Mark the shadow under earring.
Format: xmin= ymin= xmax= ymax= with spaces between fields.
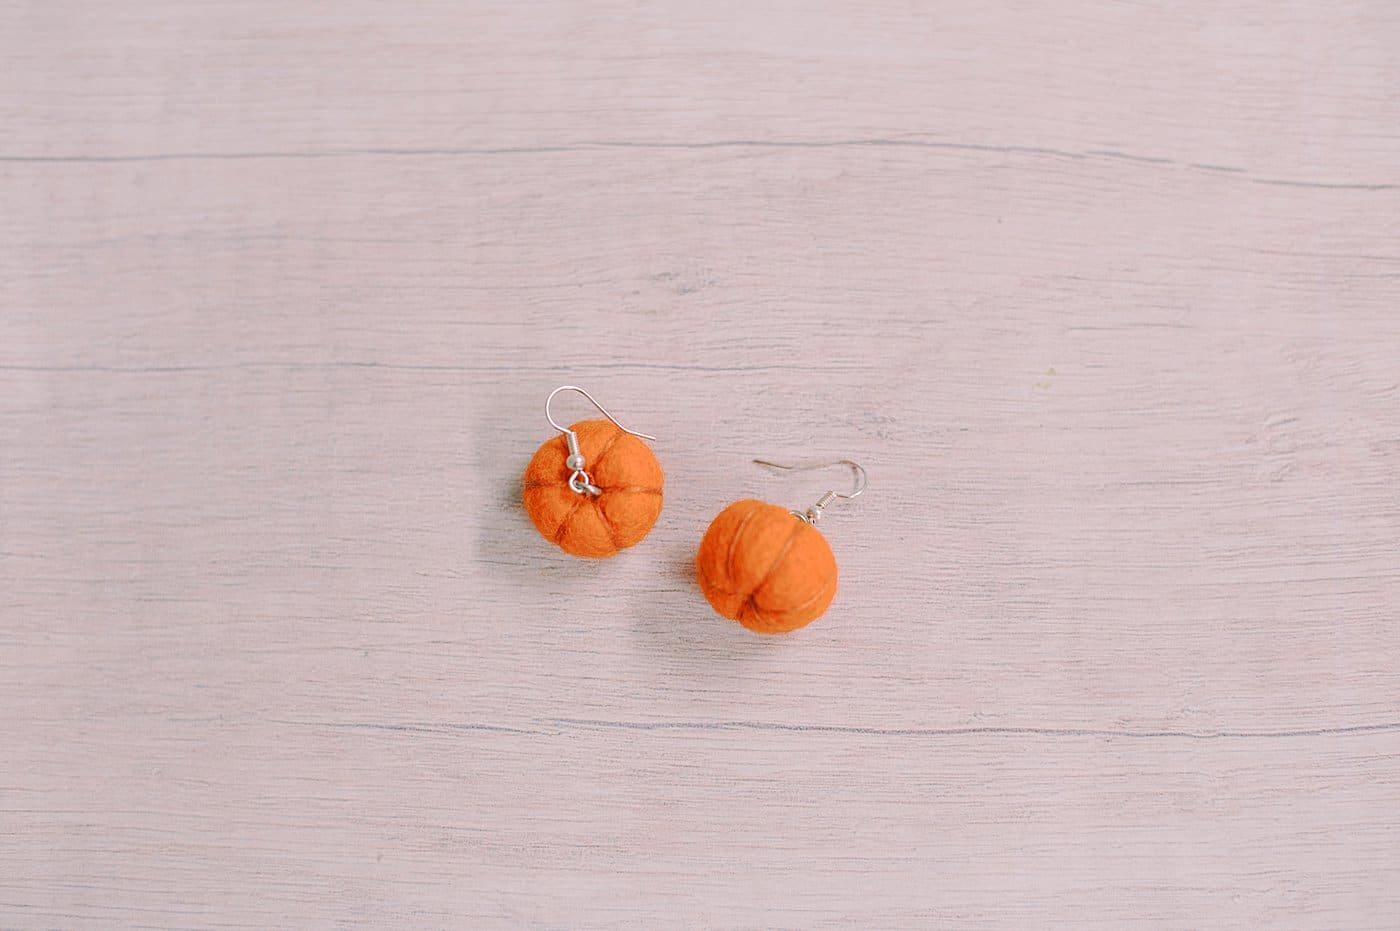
xmin=522 ymin=385 xmax=663 ymax=558
xmin=696 ymin=459 xmax=866 ymax=634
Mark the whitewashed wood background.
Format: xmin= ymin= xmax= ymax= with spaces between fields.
xmin=3 ymin=2 xmax=1399 ymax=927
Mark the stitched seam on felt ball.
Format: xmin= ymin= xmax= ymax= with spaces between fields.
xmin=695 ymin=559 xmax=715 ymax=597
xmin=723 ymin=501 xmax=766 ymax=590
xmin=584 ymin=423 xmax=628 ymax=476
xmin=756 ymin=565 xmax=836 ymax=622
xmin=696 ymin=559 xmax=717 ymax=595
xmin=553 ymin=494 xmax=591 ymax=546
xmin=739 ymin=515 xmax=806 ymax=616
xmin=739 ymin=597 xmax=770 ymax=629
xmin=595 ymin=485 xmax=661 ymax=549
xmin=747 ymin=517 xmax=805 ymax=603
xmin=696 ymin=559 xmax=738 ymax=606
xmin=602 ymin=500 xmax=623 ymax=552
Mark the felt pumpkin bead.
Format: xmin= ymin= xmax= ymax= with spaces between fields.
xmin=522 ymin=418 xmax=663 ymax=558
xmin=696 ymin=499 xmax=839 ymax=633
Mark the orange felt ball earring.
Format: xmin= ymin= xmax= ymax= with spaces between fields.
xmin=522 ymin=385 xmax=663 ymax=558
xmin=696 ymin=459 xmax=866 ymax=634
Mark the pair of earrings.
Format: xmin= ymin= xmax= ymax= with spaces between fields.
xmin=521 ymin=386 xmax=866 ymax=634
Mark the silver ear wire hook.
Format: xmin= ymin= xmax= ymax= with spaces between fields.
xmin=546 ymin=385 xmax=657 ymax=497
xmin=752 ymin=458 xmax=867 ymax=525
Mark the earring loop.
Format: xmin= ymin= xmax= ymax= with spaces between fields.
xmin=752 ymin=458 xmax=867 ymax=524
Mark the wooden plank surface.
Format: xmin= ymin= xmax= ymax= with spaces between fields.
xmin=3 ymin=1 xmax=1399 ymax=927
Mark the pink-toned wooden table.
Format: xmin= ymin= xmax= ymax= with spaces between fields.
xmin=3 ymin=2 xmax=1399 ymax=927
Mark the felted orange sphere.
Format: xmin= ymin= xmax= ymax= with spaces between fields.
xmin=695 ymin=499 xmax=838 ymax=634
xmin=522 ymin=419 xmax=663 ymax=558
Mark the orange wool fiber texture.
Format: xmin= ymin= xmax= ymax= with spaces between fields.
xmin=522 ymin=419 xmax=664 ymax=558
xmin=696 ymin=499 xmax=839 ymax=634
